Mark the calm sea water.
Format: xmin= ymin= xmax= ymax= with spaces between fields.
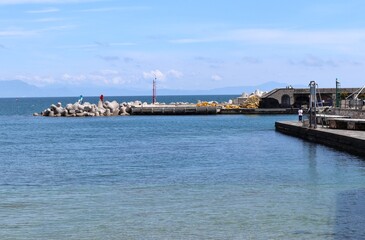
xmin=0 ymin=96 xmax=364 ymax=239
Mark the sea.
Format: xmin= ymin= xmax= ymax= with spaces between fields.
xmin=0 ymin=95 xmax=364 ymax=240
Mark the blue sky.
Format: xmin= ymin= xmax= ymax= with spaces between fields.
xmin=0 ymin=0 xmax=364 ymax=93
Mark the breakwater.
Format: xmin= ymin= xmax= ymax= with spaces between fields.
xmin=275 ymin=121 xmax=365 ymax=157
xmin=36 ymin=100 xmax=131 ymax=117
xmin=36 ymin=100 xmax=297 ymax=117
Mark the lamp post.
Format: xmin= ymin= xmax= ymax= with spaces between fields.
xmin=335 ymin=78 xmax=340 ymax=108
xmin=309 ymin=81 xmax=317 ymax=128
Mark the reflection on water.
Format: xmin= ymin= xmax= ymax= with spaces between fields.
xmin=306 ymin=142 xmax=318 ymax=184
xmin=335 ymin=189 xmax=365 ymax=239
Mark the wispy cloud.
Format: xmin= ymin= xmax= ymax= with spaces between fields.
xmin=143 ymin=69 xmax=165 ymax=81
xmin=171 ymin=28 xmax=365 ymax=47
xmin=97 ymin=55 xmax=120 ymax=62
xmin=0 ymin=25 xmax=75 ymax=37
xmin=143 ymin=69 xmax=183 ymax=81
xmin=194 ymin=56 xmax=224 ymax=64
xmin=167 ymin=69 xmax=183 ymax=79
xmin=289 ymin=55 xmax=337 ymax=68
xmin=94 ymin=41 xmax=136 ymax=48
xmin=94 ymin=41 xmax=110 ymax=47
xmin=15 ymin=74 xmax=55 ymax=87
xmin=0 ymin=0 xmax=96 ymax=4
xmin=33 ymin=17 xmax=64 ymax=23
xmin=27 ymin=7 xmax=59 ymax=14
xmin=62 ymin=70 xmax=128 ymax=86
xmin=211 ymin=74 xmax=222 ymax=81
xmin=123 ymin=57 xmax=133 ymax=63
xmin=289 ymin=55 xmax=362 ymax=68
xmin=242 ymin=56 xmax=262 ymax=64
xmin=58 ymin=42 xmax=135 ymax=50
xmin=78 ymin=6 xmax=149 ymax=13
xmin=0 ymin=30 xmax=36 ymax=37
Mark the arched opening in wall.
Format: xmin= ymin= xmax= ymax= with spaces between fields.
xmin=294 ymin=95 xmax=309 ymax=108
xmin=259 ymin=98 xmax=280 ymax=108
xmin=281 ymin=94 xmax=291 ymax=107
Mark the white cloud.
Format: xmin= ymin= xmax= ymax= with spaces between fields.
xmin=15 ymin=74 xmax=55 ymax=86
xmin=143 ymin=69 xmax=183 ymax=81
xmin=143 ymin=69 xmax=165 ymax=81
xmin=62 ymin=71 xmax=127 ymax=86
xmin=211 ymin=74 xmax=222 ymax=81
xmin=27 ymin=7 xmax=59 ymax=13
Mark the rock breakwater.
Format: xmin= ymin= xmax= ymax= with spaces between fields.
xmin=37 ymin=100 xmax=134 ymax=117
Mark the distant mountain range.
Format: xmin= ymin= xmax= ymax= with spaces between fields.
xmin=0 ymin=80 xmax=302 ymax=98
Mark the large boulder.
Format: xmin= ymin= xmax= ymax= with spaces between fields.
xmin=68 ymin=109 xmax=76 ymax=114
xmin=42 ymin=108 xmax=51 ymax=116
xmin=119 ymin=104 xmax=130 ymax=115
xmin=66 ymin=104 xmax=74 ymax=111
xmin=104 ymin=101 xmax=119 ymax=111
xmin=104 ymin=109 xmax=111 ymax=116
xmin=84 ymin=105 xmax=92 ymax=112
xmin=112 ymin=109 xmax=120 ymax=116
xmin=76 ymin=112 xmax=86 ymax=117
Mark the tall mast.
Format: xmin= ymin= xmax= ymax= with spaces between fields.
xmin=152 ymin=75 xmax=157 ymax=104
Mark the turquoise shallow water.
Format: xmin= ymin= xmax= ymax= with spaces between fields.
xmin=0 ymin=97 xmax=364 ymax=239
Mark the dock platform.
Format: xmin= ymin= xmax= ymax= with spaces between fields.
xmin=130 ymin=105 xmax=218 ymax=115
xmin=275 ymin=121 xmax=365 ymax=157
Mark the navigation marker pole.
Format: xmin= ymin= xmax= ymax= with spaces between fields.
xmin=152 ymin=75 xmax=157 ymax=104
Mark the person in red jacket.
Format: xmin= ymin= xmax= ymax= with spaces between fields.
xmin=100 ymin=94 xmax=104 ymax=102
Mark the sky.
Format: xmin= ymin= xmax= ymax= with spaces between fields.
xmin=0 ymin=0 xmax=364 ymax=94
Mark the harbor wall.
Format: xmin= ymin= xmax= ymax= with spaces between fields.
xmin=333 ymin=108 xmax=365 ymax=119
xmin=275 ymin=121 xmax=365 ymax=158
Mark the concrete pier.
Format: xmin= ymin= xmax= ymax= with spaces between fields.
xmin=130 ymin=105 xmax=218 ymax=115
xmin=220 ymin=108 xmax=296 ymax=114
xmin=275 ymin=121 xmax=365 ymax=157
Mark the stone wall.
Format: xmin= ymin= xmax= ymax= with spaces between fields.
xmin=333 ymin=108 xmax=365 ymax=119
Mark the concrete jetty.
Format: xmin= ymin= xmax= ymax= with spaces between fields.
xmin=36 ymin=99 xmax=299 ymax=117
xmin=275 ymin=121 xmax=365 ymax=157
xmin=130 ymin=105 xmax=218 ymax=115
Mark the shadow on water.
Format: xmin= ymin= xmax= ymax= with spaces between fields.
xmin=335 ymin=189 xmax=365 ymax=239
